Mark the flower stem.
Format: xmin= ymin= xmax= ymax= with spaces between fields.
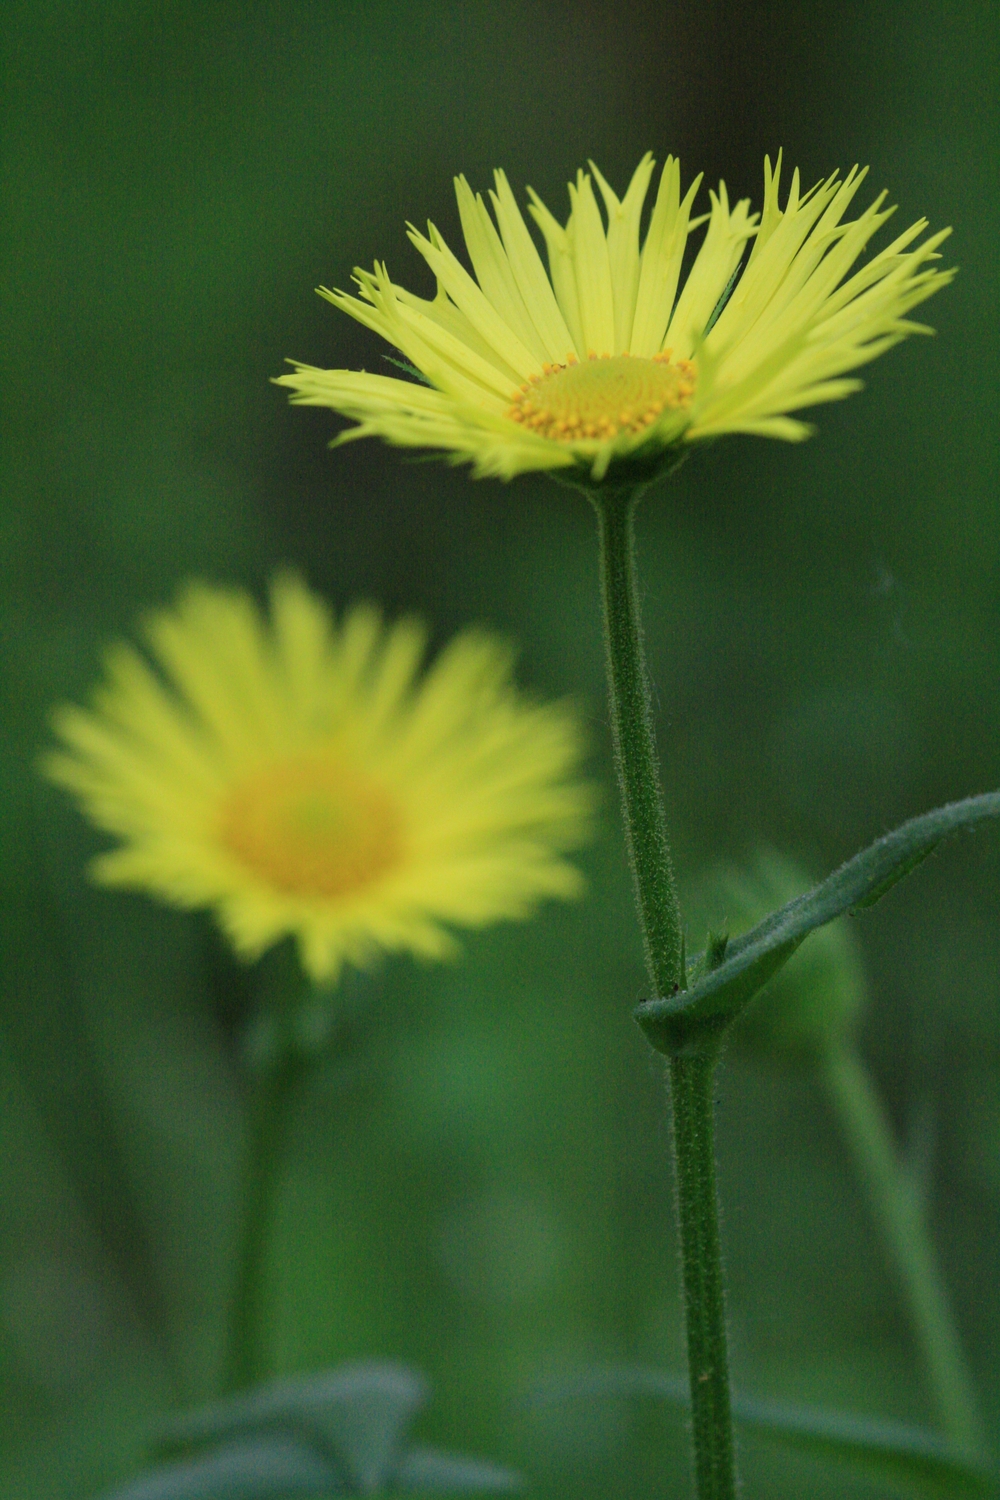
xmin=823 ymin=1042 xmax=986 ymax=1460
xmin=592 ymin=486 xmax=737 ymax=1499
xmin=224 ymin=1053 xmax=302 ymax=1393
xmin=592 ymin=488 xmax=683 ymax=998
xmin=669 ymin=1050 xmax=738 ymax=1498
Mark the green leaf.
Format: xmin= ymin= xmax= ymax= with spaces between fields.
xmin=97 ymin=1435 xmax=341 ymax=1498
xmin=393 ymin=1448 xmax=521 ymax=1492
xmin=636 ymin=791 xmax=1000 ymax=1056
xmin=851 ymin=845 xmax=938 ymax=910
xmin=733 ymin=1394 xmax=995 ymax=1500
xmin=151 ymin=1365 xmax=522 ymax=1494
xmin=688 ymin=850 xmax=868 ymax=1065
xmin=153 ymin=1363 xmax=427 ymax=1493
xmin=529 ymin=1367 xmax=996 ymax=1499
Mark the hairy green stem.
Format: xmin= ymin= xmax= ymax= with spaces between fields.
xmin=823 ymin=1044 xmax=986 ymax=1459
xmin=224 ymin=1054 xmax=302 ymax=1393
xmin=593 ymin=487 xmax=737 ymax=1499
xmin=593 ymin=489 xmax=683 ymax=998
xmin=669 ymin=1051 xmax=738 ymax=1498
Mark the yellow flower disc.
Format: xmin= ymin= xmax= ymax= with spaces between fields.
xmin=508 ymin=353 xmax=695 ymax=441
xmin=218 ymin=753 xmax=403 ymax=899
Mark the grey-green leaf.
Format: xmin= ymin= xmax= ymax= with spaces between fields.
xmin=393 ymin=1448 xmax=521 ymax=1492
xmin=732 ymin=1393 xmax=995 ymax=1500
xmin=637 ymin=791 xmax=1000 ymax=1056
xmin=153 ymin=1364 xmax=427 ymax=1493
xmin=529 ymin=1367 xmax=996 ymax=1499
xmin=97 ymin=1436 xmax=341 ymax=1499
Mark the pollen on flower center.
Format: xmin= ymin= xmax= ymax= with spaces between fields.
xmin=218 ymin=753 xmax=403 ymax=899
xmin=507 ymin=351 xmax=696 ymax=442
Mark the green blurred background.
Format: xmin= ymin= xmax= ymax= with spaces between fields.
xmin=1 ymin=2 xmax=997 ymax=1495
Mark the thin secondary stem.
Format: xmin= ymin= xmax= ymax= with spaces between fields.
xmin=224 ymin=1054 xmax=302 ymax=1393
xmin=823 ymin=1043 xmax=986 ymax=1460
xmin=592 ymin=487 xmax=737 ymax=1499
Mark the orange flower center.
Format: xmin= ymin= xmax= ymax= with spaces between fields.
xmin=507 ymin=351 xmax=695 ymax=442
xmin=218 ymin=753 xmax=403 ymax=899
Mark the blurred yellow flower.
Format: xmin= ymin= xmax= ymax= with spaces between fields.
xmin=44 ymin=576 xmax=593 ymax=981
xmin=277 ymin=152 xmax=953 ymax=483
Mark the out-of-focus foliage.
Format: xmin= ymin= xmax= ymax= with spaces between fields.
xmin=0 ymin=3 xmax=996 ymax=1498
xmin=102 ymin=1362 xmax=522 ymax=1497
xmin=686 ymin=848 xmax=869 ymax=1064
xmin=530 ymin=1367 xmax=995 ymax=1499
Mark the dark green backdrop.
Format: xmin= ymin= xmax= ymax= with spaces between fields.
xmin=1 ymin=3 xmax=996 ymax=1496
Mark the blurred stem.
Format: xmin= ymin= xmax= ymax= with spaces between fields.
xmin=592 ymin=486 xmax=737 ymax=1500
xmin=224 ymin=1052 xmax=303 ymax=1394
xmin=823 ymin=1043 xmax=986 ymax=1460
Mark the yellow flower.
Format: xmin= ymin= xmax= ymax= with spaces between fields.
xmin=43 ymin=576 xmax=593 ymax=982
xmin=276 ymin=152 xmax=953 ymax=484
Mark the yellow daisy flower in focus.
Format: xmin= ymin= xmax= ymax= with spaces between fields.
xmin=43 ymin=576 xmax=593 ymax=982
xmin=276 ymin=152 xmax=954 ymax=484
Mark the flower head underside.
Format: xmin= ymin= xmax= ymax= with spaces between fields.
xmin=276 ymin=152 xmax=954 ymax=483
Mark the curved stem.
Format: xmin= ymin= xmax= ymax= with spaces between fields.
xmin=823 ymin=1043 xmax=986 ymax=1460
xmin=592 ymin=487 xmax=737 ymax=1499
xmin=224 ymin=1054 xmax=303 ymax=1393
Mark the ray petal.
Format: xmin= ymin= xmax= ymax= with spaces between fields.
xmin=453 ymin=175 xmax=550 ymax=362
xmin=590 ymin=152 xmax=656 ymax=354
xmin=407 ymin=223 xmax=542 ymax=380
xmin=490 ymin=170 xmax=576 ymax=361
xmin=664 ymin=186 xmax=759 ymax=357
xmin=527 ymin=188 xmax=586 ymax=357
xmin=567 ymin=171 xmax=616 ymax=355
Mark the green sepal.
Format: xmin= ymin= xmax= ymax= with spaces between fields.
xmin=703 ymin=261 xmax=743 ymax=337
xmin=636 ymin=791 xmax=1000 ymax=1057
xmin=382 ymin=355 xmax=432 ymax=385
xmin=706 ymin=928 xmax=730 ymax=971
xmin=549 ymin=439 xmax=691 ymax=499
